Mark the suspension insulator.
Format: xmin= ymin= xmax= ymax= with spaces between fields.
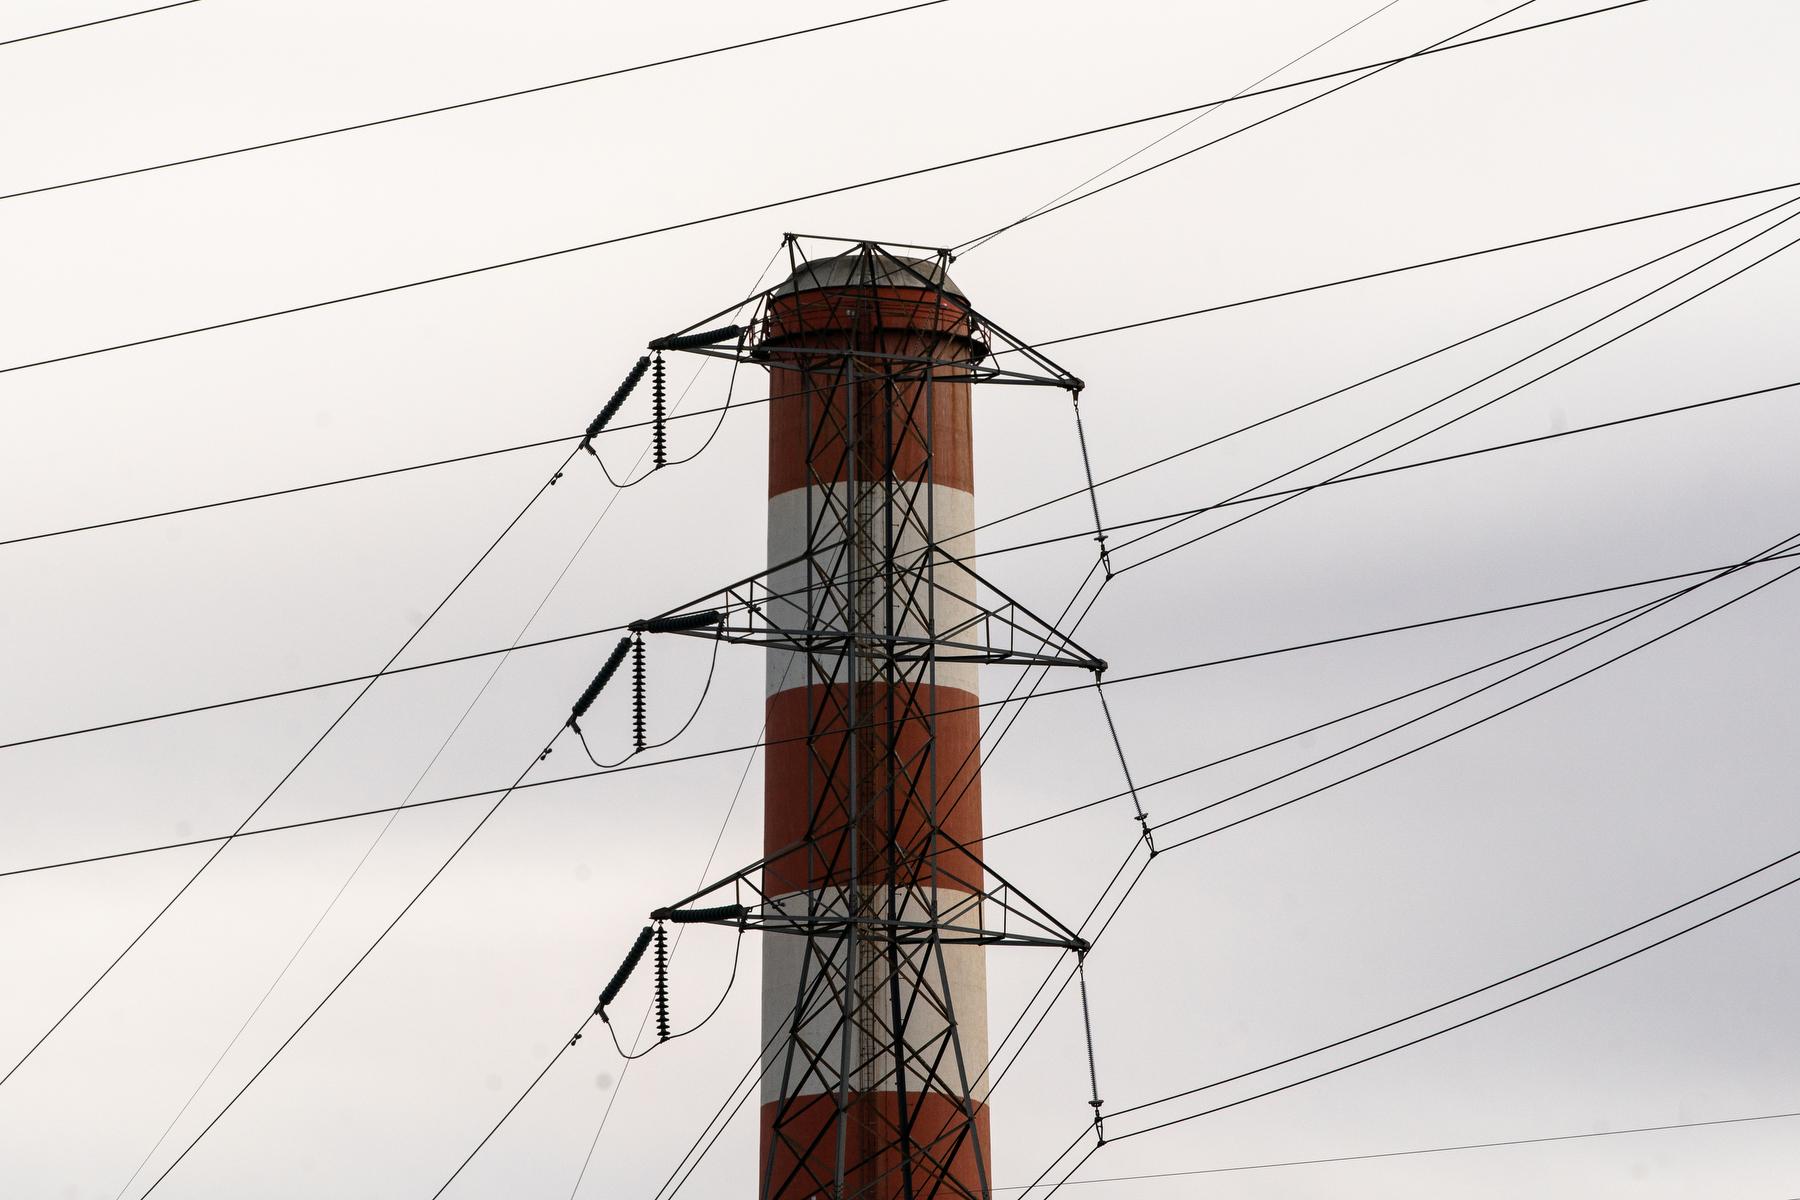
xmin=653 ymin=923 xmax=671 ymax=1042
xmin=631 ymin=636 xmax=647 ymax=753
xmin=569 ymin=636 xmax=633 ymax=731
xmin=631 ymin=610 xmax=724 ymax=634
xmin=650 ymin=352 xmax=668 ymax=470
xmin=584 ymin=355 xmax=652 ymax=451
xmin=647 ymin=324 xmax=744 ymax=352
xmin=596 ymin=924 xmax=656 ymax=1016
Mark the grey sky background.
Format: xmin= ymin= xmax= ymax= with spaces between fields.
xmin=2 ymin=0 xmax=1797 ymax=1196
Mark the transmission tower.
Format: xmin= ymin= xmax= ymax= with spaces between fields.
xmin=631 ymin=237 xmax=1103 ymax=1199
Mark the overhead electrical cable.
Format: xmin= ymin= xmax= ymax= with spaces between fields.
xmin=1112 ymin=842 xmax=1800 ymax=1127
xmin=639 ymin=404 xmax=1790 ymax=1200
xmin=104 ymin=355 xmax=728 ymax=1194
xmin=974 ymin=381 xmax=1797 ymax=562
xmin=960 ymin=0 xmax=1530 ymax=252
xmin=0 ymin=1 xmax=201 ymax=50
xmin=947 ymin=545 xmax=1800 ymax=1198
xmin=1151 ymin=537 xmax=1800 ymax=847
xmin=0 ymin=432 xmax=577 ymax=549
xmin=1101 ymin=846 xmax=1800 ymax=1147
xmin=12 ymin=371 xmax=1783 ymax=759
xmin=909 ymin=543 xmax=1732 ymax=1172
xmin=958 ymin=0 xmax=1405 ymax=253
xmin=944 ymin=195 xmax=1800 ymax=903
xmin=981 ymin=550 xmax=1798 ymax=843
xmin=0 ymin=2 xmax=950 ymax=203
xmin=1113 ymin=204 xmax=1800 ymax=574
xmin=658 ymin=201 xmax=1791 ymax=1193
xmin=991 ymin=1109 xmax=1800 ymax=1190
xmin=120 ymin=253 xmax=776 ymax=1200
xmin=0 ymin=0 xmax=1654 ymax=381
xmin=1022 ymin=179 xmax=1800 ymax=351
xmin=129 ymin=711 xmax=571 ymax=1197
xmin=0 ymin=442 xmax=584 ymax=1092
xmin=11 ymin=544 xmax=1798 ymax=883
xmin=972 ymin=186 xmax=1800 ymax=543
xmin=566 ymin=646 xmax=797 ymax=1197
xmin=6 ymin=179 xmax=1791 ymax=553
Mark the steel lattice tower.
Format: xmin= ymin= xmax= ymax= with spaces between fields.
xmin=640 ymin=238 xmax=1101 ymax=1199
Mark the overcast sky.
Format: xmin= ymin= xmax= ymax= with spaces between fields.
xmin=2 ymin=0 xmax=1797 ymax=1196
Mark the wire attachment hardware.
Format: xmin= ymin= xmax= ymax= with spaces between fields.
xmin=650 ymin=352 xmax=668 ymax=469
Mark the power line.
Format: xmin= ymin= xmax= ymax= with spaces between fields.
xmin=984 ymin=547 xmax=1800 ymax=843
xmin=8 ymin=179 xmax=1790 ymax=552
xmin=562 ymin=509 xmax=1794 ymax=1197
xmin=957 ymin=0 xmax=1405 ymax=253
xmin=1153 ymin=538 xmax=1800 ymax=846
xmin=7 ymin=372 xmax=1783 ymax=759
xmin=0 ymin=432 xmax=575 ymax=549
xmin=976 ymin=381 xmax=1799 ymax=563
xmin=993 ymin=1109 xmax=1800 ymax=1189
xmin=974 ymin=184 xmax=1800 ymax=542
xmin=958 ymin=546 xmax=1800 ymax=1196
xmin=1113 ymin=839 xmax=1800 ymax=1127
xmin=426 ymin=1010 xmax=596 ymax=1200
xmin=0 ymin=0 xmax=1652 ymax=381
xmin=1106 ymin=849 xmax=1800 ymax=1147
xmin=131 ymin=723 xmax=560 ymax=1196
xmin=1112 ymin=202 xmax=1800 ymax=576
xmin=1025 ymin=179 xmax=1800 ymax=350
xmin=960 ymin=0 xmax=1530 ymax=252
xmin=105 ymin=254 xmax=777 ymax=1197
xmin=0 ymin=1 xmax=201 ymax=51
xmin=0 ymin=444 xmax=581 ymax=1091
xmin=15 ymin=541 xmax=1795 ymax=886
xmin=0 ymin=617 xmax=629 ymax=752
xmin=0 ymin=2 xmax=950 ymax=203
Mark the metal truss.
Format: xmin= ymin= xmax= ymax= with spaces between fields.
xmin=644 ymin=238 xmax=1100 ymax=1200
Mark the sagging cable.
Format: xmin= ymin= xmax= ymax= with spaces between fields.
xmin=596 ymin=924 xmax=656 ymax=1021
xmin=568 ymin=636 xmax=633 ymax=734
xmin=583 ymin=356 xmax=651 ymax=455
xmin=648 ymin=324 xmax=744 ymax=352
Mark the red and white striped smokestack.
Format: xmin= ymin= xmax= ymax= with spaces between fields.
xmin=758 ymin=250 xmax=992 ymax=1199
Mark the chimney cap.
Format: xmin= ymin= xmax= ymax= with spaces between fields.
xmin=773 ymin=251 xmax=965 ymax=299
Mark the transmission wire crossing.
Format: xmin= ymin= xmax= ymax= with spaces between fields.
xmin=0 ymin=2 xmax=951 ymax=203
xmin=959 ymin=0 xmax=1538 ymax=251
xmin=0 ymin=438 xmax=584 ymax=1093
xmin=0 ymin=0 xmax=1653 ymax=381
xmin=1001 ymin=545 xmax=1800 ymax=1195
xmin=8 ymin=178 xmax=1793 ymax=555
